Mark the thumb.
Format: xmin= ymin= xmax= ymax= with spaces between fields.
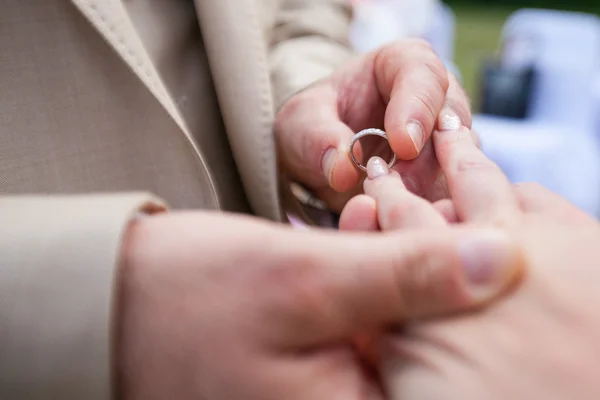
xmin=271 ymin=228 xmax=525 ymax=348
xmin=275 ymin=85 xmax=361 ymax=194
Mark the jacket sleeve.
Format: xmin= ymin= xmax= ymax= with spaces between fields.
xmin=0 ymin=193 xmax=167 ymax=399
xmin=268 ymin=0 xmax=356 ymax=108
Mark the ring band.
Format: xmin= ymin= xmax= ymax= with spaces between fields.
xmin=348 ymin=128 xmax=398 ymax=172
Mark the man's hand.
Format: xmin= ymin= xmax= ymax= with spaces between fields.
xmin=275 ymin=39 xmax=471 ymax=212
xmin=341 ymin=112 xmax=600 ymax=399
xmin=115 ymin=211 xmax=521 ymax=400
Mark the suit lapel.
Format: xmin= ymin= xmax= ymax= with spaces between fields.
xmin=70 ymin=0 xmax=220 ymax=207
xmin=71 ymin=0 xmax=281 ymax=221
xmin=193 ymin=0 xmax=282 ymax=221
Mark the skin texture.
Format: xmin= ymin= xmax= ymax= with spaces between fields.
xmin=340 ymin=110 xmax=600 ymax=400
xmin=275 ymin=39 xmax=471 ymax=213
xmin=114 ymin=39 xmax=526 ymax=400
xmin=115 ymin=211 xmax=523 ymax=400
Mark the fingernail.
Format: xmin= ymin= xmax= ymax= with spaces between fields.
xmin=458 ymin=231 xmax=523 ymax=301
xmin=406 ymin=121 xmax=425 ymax=151
xmin=439 ymin=108 xmax=462 ymax=131
xmin=321 ymin=147 xmax=338 ymax=186
xmin=367 ymin=157 xmax=390 ymax=179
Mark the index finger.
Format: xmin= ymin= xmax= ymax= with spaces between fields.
xmin=363 ymin=157 xmax=447 ymax=230
xmin=375 ymin=40 xmax=450 ymax=159
xmin=433 ymin=110 xmax=519 ymax=225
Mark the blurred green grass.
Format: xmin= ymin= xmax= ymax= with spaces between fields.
xmin=452 ymin=6 xmax=516 ymax=111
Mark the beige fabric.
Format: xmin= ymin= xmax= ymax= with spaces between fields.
xmin=269 ymin=0 xmax=356 ymax=106
xmin=0 ymin=1 xmax=220 ymax=211
xmin=0 ymin=193 xmax=166 ymax=399
xmin=0 ymin=0 xmax=353 ymax=398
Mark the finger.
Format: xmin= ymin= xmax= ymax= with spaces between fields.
xmin=275 ymin=85 xmax=361 ymax=193
xmin=433 ymin=199 xmax=459 ymax=223
xmin=434 ymin=110 xmax=519 ymax=225
xmin=437 ymin=73 xmax=472 ymax=131
xmin=374 ymin=40 xmax=449 ymax=159
xmin=364 ymin=157 xmax=447 ymax=230
xmin=422 ymin=126 xmax=486 ymax=203
xmin=339 ymin=195 xmax=379 ymax=232
xmin=268 ymin=226 xmax=525 ymax=348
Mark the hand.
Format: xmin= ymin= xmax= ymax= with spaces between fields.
xmin=342 ymin=113 xmax=600 ymax=399
xmin=115 ymin=211 xmax=522 ymax=400
xmin=275 ymin=39 xmax=471 ymax=213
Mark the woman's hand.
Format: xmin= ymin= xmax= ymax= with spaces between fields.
xmin=340 ymin=110 xmax=600 ymax=399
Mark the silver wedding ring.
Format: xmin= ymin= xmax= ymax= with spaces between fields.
xmin=348 ymin=128 xmax=398 ymax=172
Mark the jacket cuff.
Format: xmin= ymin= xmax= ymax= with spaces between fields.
xmin=0 ymin=193 xmax=166 ymax=399
xmin=278 ymin=175 xmax=339 ymax=229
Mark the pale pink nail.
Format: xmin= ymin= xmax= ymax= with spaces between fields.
xmin=439 ymin=108 xmax=462 ymax=131
xmin=366 ymin=157 xmax=390 ymax=179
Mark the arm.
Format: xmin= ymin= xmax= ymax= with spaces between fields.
xmin=268 ymin=0 xmax=356 ymax=108
xmin=0 ymin=193 xmax=166 ymax=399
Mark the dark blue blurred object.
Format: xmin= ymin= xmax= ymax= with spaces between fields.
xmin=479 ymin=61 xmax=536 ymax=119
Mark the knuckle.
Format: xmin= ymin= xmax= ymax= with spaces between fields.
xmin=454 ymin=153 xmax=498 ymax=174
xmin=380 ymin=42 xmax=401 ymax=57
xmin=479 ymin=213 xmax=516 ymax=229
xmin=258 ymin=255 xmax=327 ymax=318
xmin=434 ymin=129 xmax=474 ymax=149
xmin=514 ymin=182 xmax=555 ymax=213
xmin=423 ymin=59 xmax=450 ymax=93
xmin=384 ymin=38 xmax=432 ymax=56
xmin=434 ymin=135 xmax=464 ymax=158
xmin=384 ymin=234 xmax=470 ymax=318
xmin=407 ymin=38 xmax=435 ymax=52
xmin=384 ymin=200 xmax=417 ymax=227
xmin=377 ymin=43 xmax=404 ymax=67
xmin=275 ymin=93 xmax=303 ymax=128
xmin=412 ymin=91 xmax=438 ymax=120
xmin=379 ymin=39 xmax=438 ymax=73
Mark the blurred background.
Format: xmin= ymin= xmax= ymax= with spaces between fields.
xmin=446 ymin=0 xmax=600 ymax=110
xmin=350 ymin=0 xmax=600 ymax=217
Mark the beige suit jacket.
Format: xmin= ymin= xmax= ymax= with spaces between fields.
xmin=0 ymin=0 xmax=353 ymax=397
